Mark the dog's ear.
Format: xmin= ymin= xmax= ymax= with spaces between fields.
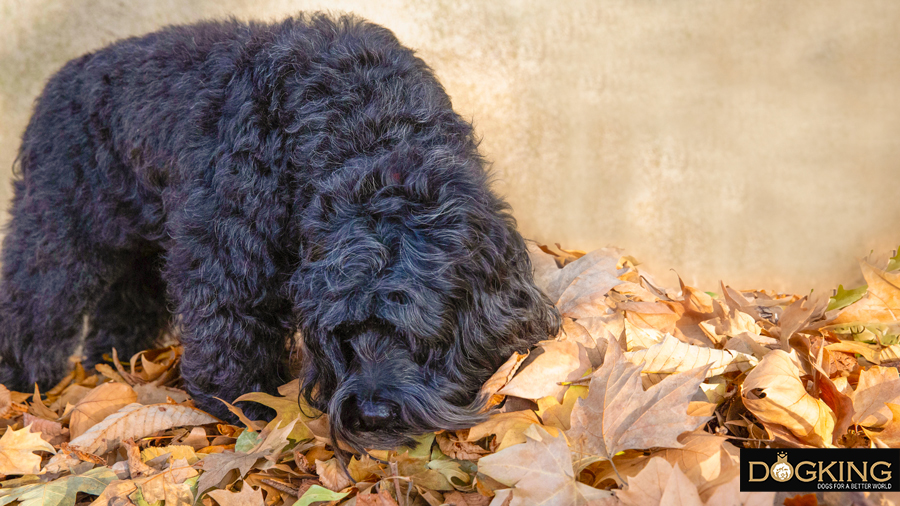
xmin=449 ymin=212 xmax=561 ymax=384
xmin=297 ymin=325 xmax=345 ymax=413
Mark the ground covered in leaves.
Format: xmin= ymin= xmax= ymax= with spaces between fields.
xmin=1 ymin=243 xmax=900 ymax=506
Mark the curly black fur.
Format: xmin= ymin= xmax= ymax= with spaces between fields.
xmin=0 ymin=14 xmax=560 ymax=452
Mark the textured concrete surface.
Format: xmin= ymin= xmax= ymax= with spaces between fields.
xmin=1 ymin=0 xmax=898 ymax=293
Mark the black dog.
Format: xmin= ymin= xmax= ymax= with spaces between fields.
xmin=0 ymin=14 xmax=559 ymax=452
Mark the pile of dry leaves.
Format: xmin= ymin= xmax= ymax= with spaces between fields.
xmin=0 ymin=242 xmax=899 ymax=506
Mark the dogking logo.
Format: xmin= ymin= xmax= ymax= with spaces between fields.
xmin=770 ymin=452 xmax=792 ymax=482
xmin=741 ymin=448 xmax=900 ymax=492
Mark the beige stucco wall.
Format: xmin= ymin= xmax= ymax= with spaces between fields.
xmin=1 ymin=0 xmax=898 ymax=294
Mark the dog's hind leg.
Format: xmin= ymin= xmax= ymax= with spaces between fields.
xmin=82 ymin=252 xmax=170 ymax=367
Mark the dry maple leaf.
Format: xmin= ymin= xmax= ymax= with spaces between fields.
xmin=436 ymin=431 xmax=490 ymax=461
xmin=849 ymin=366 xmax=900 ymax=427
xmin=0 ymin=424 xmax=56 ymax=475
xmin=479 ymin=351 xmax=529 ymax=409
xmin=356 ymin=490 xmax=399 ymax=506
xmin=195 ymin=449 xmax=268 ymax=498
xmin=825 ymin=340 xmax=900 ymax=366
xmin=316 ymin=457 xmax=352 ymax=491
xmin=615 ymin=457 xmax=703 ymax=506
xmin=69 ymin=382 xmax=138 ymax=438
xmin=539 ymin=248 xmax=622 ymax=310
xmin=137 ymin=458 xmax=198 ymax=506
xmin=623 ymin=317 xmax=666 ymax=350
xmin=66 ymin=403 xmax=219 ymax=455
xmin=0 ymin=466 xmax=116 ymax=506
xmin=207 ymin=484 xmax=266 ymax=506
xmin=498 ymin=340 xmax=591 ymax=401
xmin=536 ymin=385 xmax=589 ymax=432
xmin=467 ymin=411 xmax=553 ymax=452
xmin=624 ymin=334 xmax=757 ymax=378
xmin=864 ymin=403 xmax=900 ymax=446
xmin=478 ymin=425 xmax=612 ymax=506
xmin=740 ymin=350 xmax=835 ymax=447
xmin=567 ymin=338 xmax=710 ymax=460
xmin=834 ymin=261 xmax=900 ymax=325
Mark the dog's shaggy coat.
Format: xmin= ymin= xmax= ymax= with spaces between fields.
xmin=0 ymin=14 xmax=560 ymax=451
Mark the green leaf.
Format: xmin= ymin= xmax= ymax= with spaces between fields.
xmin=827 ymin=284 xmax=868 ymax=312
xmin=1 ymin=467 xmax=117 ymax=506
xmin=292 ymin=485 xmax=349 ymax=506
xmin=888 ymin=248 xmax=900 ymax=271
xmin=235 ymin=430 xmax=260 ymax=452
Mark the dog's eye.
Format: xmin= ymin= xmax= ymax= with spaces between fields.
xmin=387 ymin=291 xmax=408 ymax=305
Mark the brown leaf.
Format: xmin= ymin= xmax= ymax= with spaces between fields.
xmin=849 ymin=366 xmax=900 ymax=427
xmin=124 ymin=438 xmax=154 ymax=478
xmin=442 ymin=491 xmax=490 ymax=506
xmin=536 ymin=386 xmax=588 ymax=431
xmin=195 ymin=450 xmax=267 ymax=498
xmin=615 ymin=458 xmax=703 ymax=506
xmin=0 ymin=425 xmax=56 ymax=475
xmin=436 ymin=431 xmax=490 ymax=461
xmin=478 ymin=425 xmax=613 ymax=506
xmin=24 ymin=414 xmax=68 ymax=445
xmin=0 ymin=385 xmax=10 ymax=418
xmin=315 ymin=457 xmax=352 ymax=491
xmin=568 ymin=338 xmax=710 ymax=460
xmin=499 ymin=340 xmax=591 ymax=401
xmin=70 ymin=382 xmax=138 ymax=438
xmin=67 ymin=403 xmax=219 ymax=455
xmin=207 ymin=484 xmax=266 ymax=506
xmin=356 ymin=490 xmax=400 ymax=506
xmin=467 ymin=411 xmax=552 ymax=452
xmin=864 ymin=403 xmax=900 ymax=446
xmin=741 ymin=350 xmax=835 ymax=447
xmin=479 ymin=351 xmax=529 ymax=409
xmin=834 ymin=261 xmax=900 ymax=324
xmin=137 ymin=458 xmax=198 ymax=506
xmin=542 ymin=248 xmax=622 ymax=307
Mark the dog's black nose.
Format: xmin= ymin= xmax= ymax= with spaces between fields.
xmin=358 ymin=398 xmax=394 ymax=429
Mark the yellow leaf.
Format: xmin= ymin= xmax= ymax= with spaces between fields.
xmin=69 ymin=382 xmax=137 ymax=439
xmin=0 ymin=425 xmax=56 ymax=475
xmin=741 ymin=350 xmax=835 ymax=447
xmin=467 ymin=411 xmax=555 ymax=451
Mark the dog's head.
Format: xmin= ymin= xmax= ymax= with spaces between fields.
xmin=288 ymin=149 xmax=560 ymax=455
xmin=282 ymin=38 xmax=561 ymax=454
xmin=293 ymin=221 xmax=560 ymax=455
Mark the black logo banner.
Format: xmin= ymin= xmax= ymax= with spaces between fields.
xmin=740 ymin=449 xmax=900 ymax=492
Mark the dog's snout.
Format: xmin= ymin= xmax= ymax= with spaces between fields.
xmin=357 ymin=397 xmax=395 ymax=429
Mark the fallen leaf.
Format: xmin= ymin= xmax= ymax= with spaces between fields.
xmin=478 ymin=425 xmax=613 ymax=506
xmin=834 ymin=261 xmax=900 ymax=325
xmin=207 ymin=484 xmax=265 ymax=506
xmin=137 ymin=458 xmax=198 ymax=505
xmin=498 ymin=340 xmax=590 ymax=401
xmin=69 ymin=382 xmax=137 ymax=439
xmin=467 ymin=411 xmax=550 ymax=451
xmin=67 ymin=403 xmax=219 ymax=455
xmin=293 ymin=485 xmax=349 ymax=506
xmin=0 ymin=424 xmax=56 ymax=475
xmin=536 ymin=386 xmax=589 ymax=431
xmin=436 ymin=431 xmax=490 ymax=461
xmin=480 ymin=351 xmax=530 ymax=409
xmin=615 ymin=458 xmax=703 ymax=506
xmin=0 ymin=466 xmax=116 ymax=506
xmin=315 ymin=458 xmax=351 ymax=491
xmin=625 ymin=334 xmax=757 ymax=378
xmin=356 ymin=490 xmax=399 ymax=506
xmin=741 ymin=350 xmax=835 ymax=447
xmin=568 ymin=338 xmax=710 ymax=460
xmin=849 ymin=366 xmax=900 ymax=427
